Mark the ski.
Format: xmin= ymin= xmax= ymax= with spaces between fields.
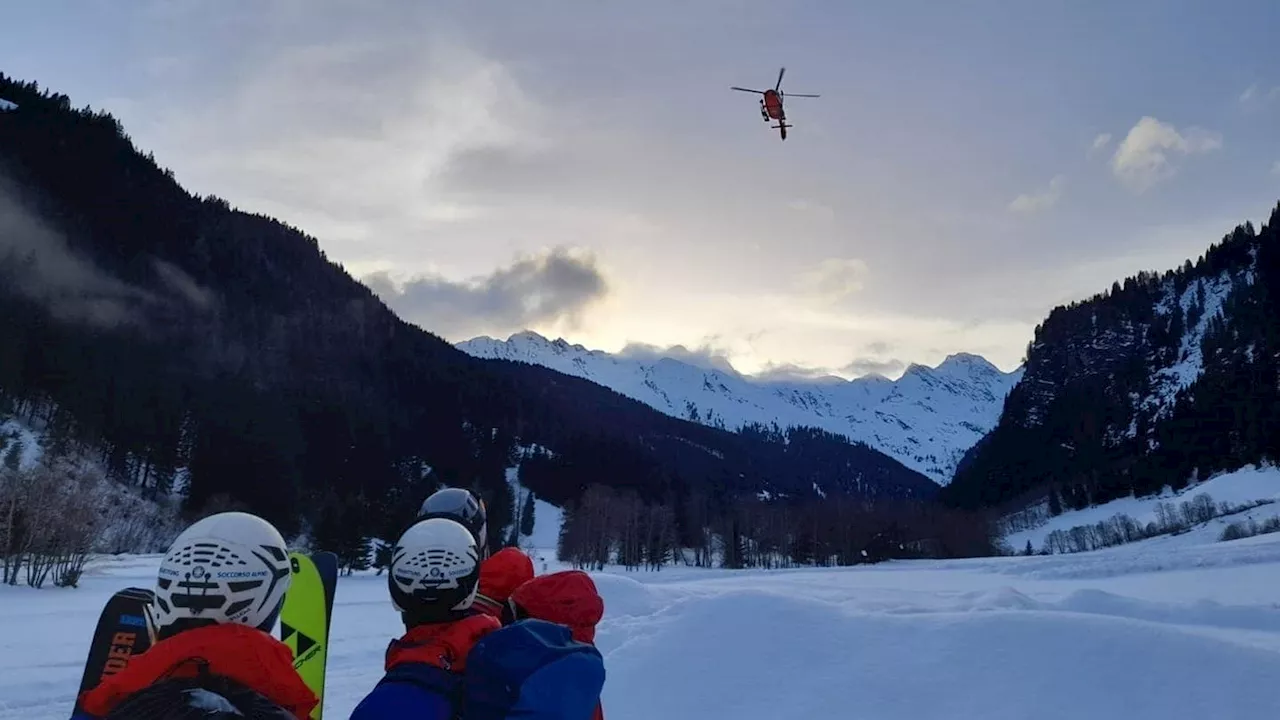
xmin=280 ymin=551 xmax=338 ymax=720
xmin=72 ymin=587 xmax=157 ymax=716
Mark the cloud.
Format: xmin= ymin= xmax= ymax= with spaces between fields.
xmin=1272 ymin=160 xmax=1280 ymax=176
xmin=616 ymin=341 xmax=740 ymax=375
xmin=1238 ymin=83 xmax=1280 ymax=106
xmin=1089 ymin=133 xmax=1112 ymax=156
xmin=1109 ymin=116 xmax=1222 ymax=192
xmin=363 ymin=246 xmax=608 ymax=339
xmin=0 ymin=180 xmax=158 ymax=328
xmin=742 ymin=355 xmax=906 ymax=382
xmin=138 ymin=34 xmax=551 ymax=259
xmin=151 ymin=258 xmax=215 ymax=310
xmin=842 ymin=357 xmax=907 ymax=377
xmin=797 ymin=258 xmax=870 ymax=303
xmin=750 ymin=362 xmax=840 ymax=383
xmin=1008 ymin=175 xmax=1065 ymax=214
xmin=786 ymin=199 xmax=835 ymax=219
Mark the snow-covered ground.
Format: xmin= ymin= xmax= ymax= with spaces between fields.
xmin=0 ymin=417 xmax=45 ymax=470
xmin=5 ymin=531 xmax=1280 ymax=720
xmin=1006 ymin=464 xmax=1280 ymax=553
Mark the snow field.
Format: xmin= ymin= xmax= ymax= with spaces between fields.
xmin=4 ymin=534 xmax=1280 ymax=719
xmin=1006 ymin=464 xmax=1280 ymax=553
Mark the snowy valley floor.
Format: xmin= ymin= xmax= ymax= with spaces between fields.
xmin=4 ymin=535 xmax=1280 ymax=720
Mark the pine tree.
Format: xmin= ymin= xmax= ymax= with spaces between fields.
xmin=519 ymin=491 xmax=536 ymax=537
xmin=2 ymin=440 xmax=21 ymax=472
xmin=1047 ymin=487 xmax=1062 ymax=516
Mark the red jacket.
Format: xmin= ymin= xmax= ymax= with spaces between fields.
xmin=78 ymin=623 xmax=317 ymax=718
xmin=510 ymin=570 xmax=606 ymax=719
xmin=472 ymin=547 xmax=535 ymax=618
xmin=384 ymin=613 xmax=501 ymax=672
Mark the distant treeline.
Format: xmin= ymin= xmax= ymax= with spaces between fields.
xmin=556 ymin=482 xmax=997 ymax=570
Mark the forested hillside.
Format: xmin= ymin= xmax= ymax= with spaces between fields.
xmin=0 ymin=73 xmax=974 ymax=570
xmin=944 ymin=208 xmax=1280 ymax=516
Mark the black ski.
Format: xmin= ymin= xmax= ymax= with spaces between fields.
xmin=72 ymin=586 xmax=157 ymax=715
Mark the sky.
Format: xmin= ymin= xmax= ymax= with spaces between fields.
xmin=4 ymin=0 xmax=1280 ymax=379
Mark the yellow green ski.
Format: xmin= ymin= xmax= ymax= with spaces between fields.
xmin=280 ymin=551 xmax=338 ymax=719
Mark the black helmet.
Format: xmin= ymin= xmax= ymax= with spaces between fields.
xmin=417 ymin=487 xmax=488 ymax=559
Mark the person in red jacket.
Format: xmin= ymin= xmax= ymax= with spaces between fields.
xmin=73 ymin=511 xmax=316 ymax=720
xmin=508 ymin=570 xmax=607 ymax=720
xmin=350 ymin=517 xmax=501 ymax=719
xmin=472 ymin=546 xmax=535 ymax=619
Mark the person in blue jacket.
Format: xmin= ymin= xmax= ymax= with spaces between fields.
xmin=350 ymin=516 xmax=499 ymax=719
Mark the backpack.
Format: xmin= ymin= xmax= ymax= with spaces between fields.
xmin=101 ymin=675 xmax=298 ymax=720
xmin=462 ymin=618 xmax=605 ymax=720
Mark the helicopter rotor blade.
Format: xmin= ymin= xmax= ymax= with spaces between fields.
xmin=785 ymin=93 xmax=820 ymax=98
xmin=730 ymin=87 xmax=765 ymax=94
xmin=775 ymin=67 xmax=786 ymax=91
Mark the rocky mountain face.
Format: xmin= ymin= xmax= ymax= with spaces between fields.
xmin=458 ymin=333 xmax=1024 ymax=485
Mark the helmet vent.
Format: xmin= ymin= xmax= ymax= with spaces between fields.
xmin=172 ymin=541 xmax=248 ymax=569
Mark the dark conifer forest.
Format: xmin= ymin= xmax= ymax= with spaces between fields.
xmin=944 ymin=209 xmax=1280 ymax=517
xmin=0 ymin=73 xmax=983 ymax=568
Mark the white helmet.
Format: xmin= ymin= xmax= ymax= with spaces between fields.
xmin=153 ymin=511 xmax=292 ymax=636
xmin=389 ymin=517 xmax=481 ymax=625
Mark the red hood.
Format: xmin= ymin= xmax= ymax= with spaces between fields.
xmin=79 ymin=623 xmax=317 ymax=718
xmin=509 ymin=570 xmax=603 ymax=644
xmin=473 ymin=547 xmax=534 ymax=617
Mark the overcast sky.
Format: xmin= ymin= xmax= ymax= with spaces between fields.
xmin=5 ymin=0 xmax=1280 ymax=378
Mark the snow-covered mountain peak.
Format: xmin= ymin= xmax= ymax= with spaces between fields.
xmin=457 ymin=332 xmax=1025 ymax=485
xmin=938 ymin=352 xmax=1002 ymax=375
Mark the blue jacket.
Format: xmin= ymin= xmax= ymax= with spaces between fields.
xmin=348 ymin=662 xmax=461 ymax=719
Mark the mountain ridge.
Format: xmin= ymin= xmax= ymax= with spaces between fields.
xmin=457 ymin=331 xmax=1025 ymax=485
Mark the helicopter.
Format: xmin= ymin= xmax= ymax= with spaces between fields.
xmin=731 ymin=67 xmax=820 ymax=141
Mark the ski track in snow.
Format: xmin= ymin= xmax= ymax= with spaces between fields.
xmin=4 ymin=535 xmax=1280 ymax=720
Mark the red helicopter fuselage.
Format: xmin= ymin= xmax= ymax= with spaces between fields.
xmin=761 ymin=89 xmax=784 ymax=120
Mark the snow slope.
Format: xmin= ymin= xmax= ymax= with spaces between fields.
xmin=1005 ymin=464 xmax=1280 ymax=552
xmin=6 ymin=533 xmax=1280 ymax=720
xmin=0 ymin=417 xmax=44 ymax=470
xmin=1139 ymin=269 xmax=1242 ymax=429
xmin=0 ymin=98 xmax=17 ymax=112
xmin=459 ymin=332 xmax=1023 ymax=485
